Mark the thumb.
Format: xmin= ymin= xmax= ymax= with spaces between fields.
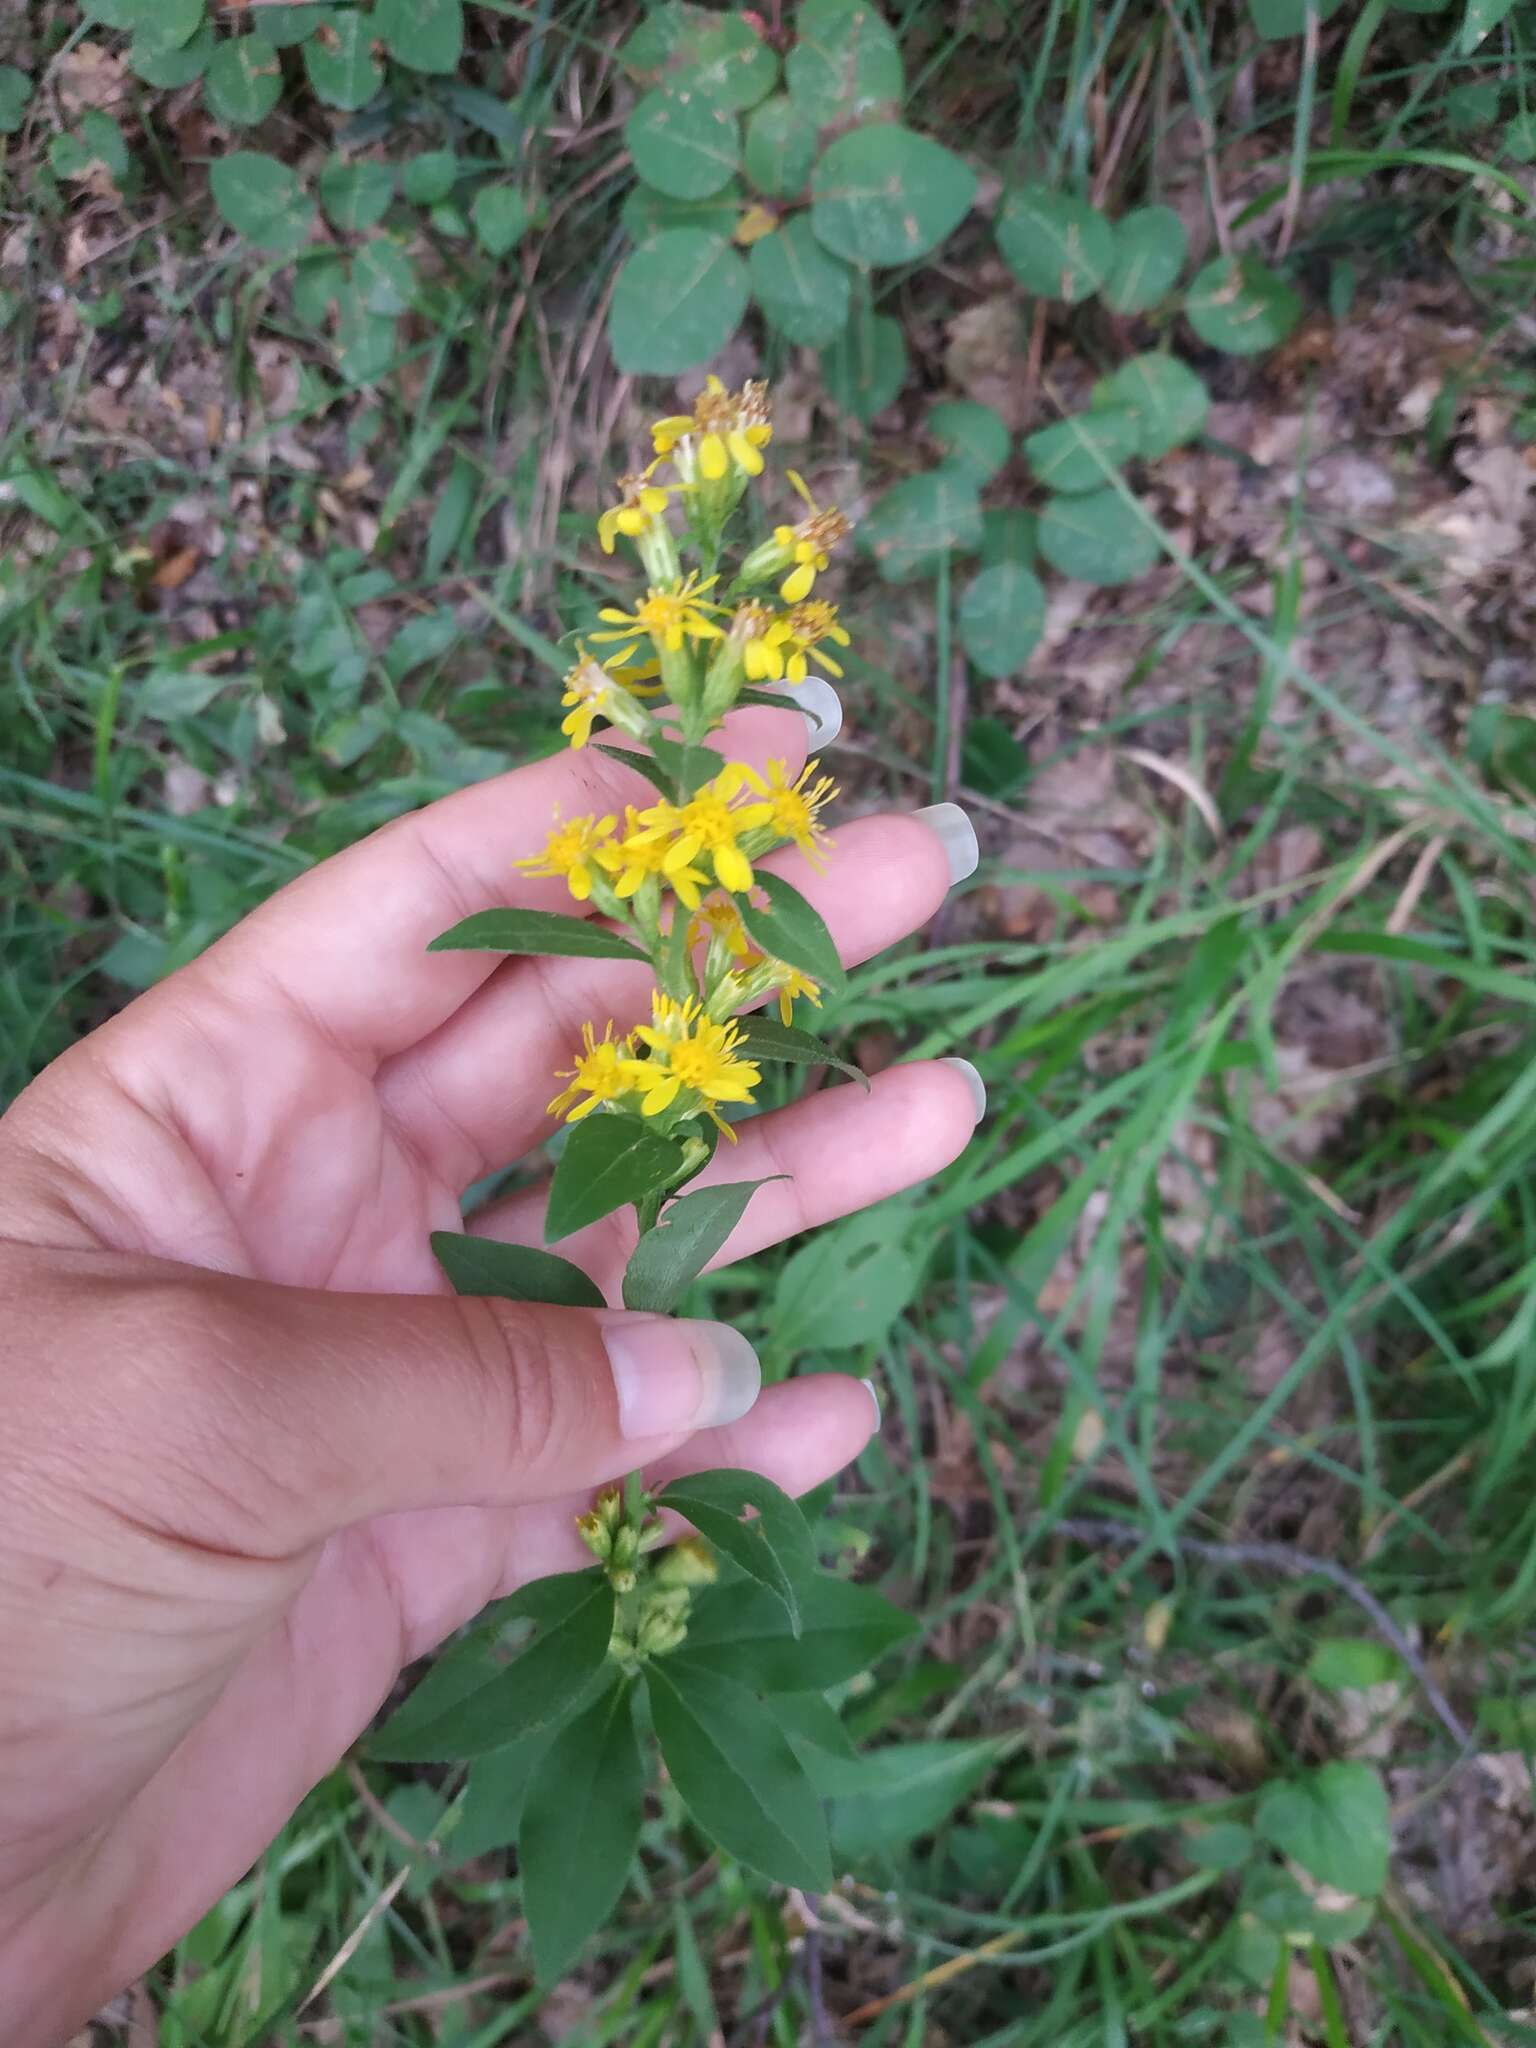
xmin=21 ymin=1247 xmax=761 ymax=1551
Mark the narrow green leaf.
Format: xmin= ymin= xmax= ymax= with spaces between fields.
xmin=739 ymin=871 xmax=846 ymax=993
xmin=659 ymin=1467 xmax=815 ymax=1633
xmin=771 ymin=1689 xmax=858 ymax=1764
xmin=648 ymin=1660 xmax=833 ymax=1889
xmin=431 ymin=1232 xmax=606 ymax=1309
xmin=545 ymin=1113 xmax=684 ymax=1243
xmin=683 ymin=1572 xmax=918 ymax=1689
xmin=428 ymin=907 xmax=649 ymax=964
xmin=622 ymin=1180 xmax=777 ymax=1313
xmin=521 ymin=1681 xmax=645 ymax=1980
xmin=733 ymin=1014 xmax=869 ymax=1089
xmin=445 ymin=1734 xmax=547 ymax=1864
xmin=820 ymin=1738 xmax=999 ymax=1860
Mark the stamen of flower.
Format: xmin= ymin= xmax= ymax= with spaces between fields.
xmin=734 ymin=758 xmax=838 ymax=864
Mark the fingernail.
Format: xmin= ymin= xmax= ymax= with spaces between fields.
xmin=860 ymin=1377 xmax=883 ymax=1430
xmin=940 ymin=1057 xmax=987 ymax=1123
xmin=604 ymin=1317 xmax=761 ymax=1440
xmin=915 ymin=802 xmax=979 ymax=883
xmin=768 ymin=673 xmax=842 ymax=746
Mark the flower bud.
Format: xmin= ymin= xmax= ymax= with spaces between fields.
xmin=637 ymin=1609 xmax=689 ymax=1657
xmin=577 ymin=1509 xmax=612 ymax=1563
xmin=654 ymin=1536 xmax=719 ymax=1588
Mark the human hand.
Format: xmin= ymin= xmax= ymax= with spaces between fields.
xmin=0 ymin=700 xmax=980 ymax=2043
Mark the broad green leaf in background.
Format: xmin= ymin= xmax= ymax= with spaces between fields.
xmin=473 ymin=184 xmax=528 ymax=256
xmin=738 ymin=871 xmax=847 ymax=992
xmin=129 ymin=20 xmax=212 ymax=87
xmin=1185 ymin=253 xmax=1301 ymax=355
xmin=444 ymin=1736 xmax=547 ymax=1864
xmin=749 ymin=215 xmax=851 ymax=346
xmin=0 ymin=66 xmax=31 ymax=136
xmin=771 ymin=1689 xmax=858 ymax=1764
xmin=402 ymin=149 xmax=458 ymax=204
xmin=785 ymin=0 xmax=904 ymax=125
xmin=773 ymin=1202 xmax=920 ymax=1352
xmin=819 ymin=313 xmax=907 ymax=421
xmin=81 ymin=0 xmax=149 ymax=25
xmin=304 ymin=13 xmax=384 ymax=111
xmin=959 ymin=562 xmax=1047 ymax=679
xmin=648 ymin=1660 xmax=833 ymax=1890
xmin=372 ymin=1572 xmax=615 ymax=1760
xmin=1249 ymin=0 xmax=1344 ymax=34
xmin=352 ymin=238 xmax=416 ymax=315
xmin=683 ymin=1571 xmax=918 ymax=1689
xmin=132 ymin=0 xmax=203 ymax=56
xmin=743 ymin=94 xmax=819 ymax=195
xmin=520 ymin=1683 xmax=645 ymax=1981
xmin=1038 ymin=486 xmax=1160 ymax=584
xmin=1023 ymin=407 xmax=1140 ymax=493
xmin=545 ymin=1113 xmax=684 ymax=1243
xmin=210 ymin=152 xmax=316 ymax=255
xmin=292 ymin=253 xmax=347 ymax=326
xmin=621 ymin=1 xmax=778 ymax=111
xmin=610 ymin=228 xmax=749 ymax=374
xmin=621 ymin=180 xmax=742 ymax=249
xmin=858 ymin=470 xmax=983 ymax=583
xmin=50 ymin=112 xmax=129 ymax=185
xmin=204 ymin=34 xmax=282 ymax=125
xmin=733 ymin=1014 xmax=870 ymax=1089
xmin=261 ymin=4 xmax=327 ymax=46
xmin=658 ymin=1467 xmax=815 ymax=1631
xmin=431 ymin=1231 xmax=606 ymax=1310
xmin=1255 ymin=1761 xmax=1391 ymax=1898
xmin=1094 ymin=352 xmax=1209 ymax=458
xmin=980 ymin=506 xmax=1038 ymax=567
xmin=996 ymin=184 xmax=1115 ymax=301
xmin=428 ymin=907 xmax=649 ymax=963
xmin=1185 ymin=1821 xmax=1256 ymax=1870
xmin=1102 ymin=204 xmax=1190 ymax=313
xmin=319 ymin=159 xmax=395 ymax=232
xmin=1245 ymin=1866 xmax=1374 ymax=1949
xmin=810 ymin=124 xmax=976 ymax=266
xmin=928 ymin=399 xmax=1011 ymax=484
xmin=626 ymin=89 xmax=740 ymax=201
xmin=817 ymin=1738 xmax=999 ymax=1860
xmin=1307 ymin=1639 xmax=1403 ymax=1691
xmin=622 ymin=1181 xmax=776 ymax=1313
xmin=374 ymin=0 xmax=464 ymax=75
xmin=1460 ymin=0 xmax=1518 ymax=49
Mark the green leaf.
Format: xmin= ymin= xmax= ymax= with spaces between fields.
xmin=131 ymin=0 xmax=203 ymax=55
xmin=785 ymin=0 xmax=903 ymax=126
xmin=0 ymin=66 xmax=31 ymax=138
xmin=1185 ymin=254 xmax=1301 ymax=356
xmin=979 ymin=506 xmax=1038 ymax=567
xmin=961 ymin=715 xmax=1028 ymax=797
xmin=621 ymin=2 xmax=778 ymax=111
xmin=205 ymin=34 xmax=282 ymax=125
xmin=292 ymin=253 xmax=346 ymax=326
xmin=858 ymin=470 xmax=982 ymax=584
xmin=428 ymin=907 xmax=649 ymax=964
xmin=1307 ymin=1639 xmax=1402 ymax=1692
xmin=738 ymin=871 xmax=846 ymax=993
xmin=353 ymin=239 xmax=417 ymax=315
xmin=1102 ymin=204 xmax=1189 ymax=313
xmin=1093 ymin=352 xmax=1208 ymax=458
xmin=402 ymin=149 xmax=459 ymax=204
xmin=319 ymin=159 xmax=396 ymax=233
xmin=592 ymin=738 xmax=717 ymax=800
xmin=1023 ymin=408 xmax=1140 ymax=494
xmin=928 ymin=399 xmax=1011 ymax=484
xmin=743 ymin=94 xmax=818 ymax=196
xmin=431 ymin=1231 xmax=605 ymax=1309
xmin=129 ymin=20 xmax=212 ymax=86
xmin=1038 ymin=487 xmax=1159 ymax=585
xmin=1461 ymin=0 xmax=1518 ymax=48
xmin=545 ymin=1113 xmax=685 ymax=1243
xmin=749 ymin=214 xmax=851 ymax=347
xmin=1250 ymin=0 xmax=1343 ymax=34
xmin=1185 ymin=1821 xmax=1256 ymax=1871
xmin=773 ymin=1202 xmax=918 ymax=1351
xmin=996 ymin=184 xmax=1114 ymax=301
xmin=210 ymin=152 xmax=316 ymax=255
xmin=374 ymin=0 xmax=463 ymax=74
xmin=50 ymin=112 xmax=129 ymax=184
xmin=626 ymin=88 xmax=740 ymax=201
xmin=733 ymin=1014 xmax=869 ymax=1089
xmin=372 ymin=1573 xmax=615 ymax=1760
xmin=445 ymin=1735 xmax=546 ymax=1863
xmin=521 ymin=1682 xmax=645 ymax=1981
xmin=621 ymin=180 xmax=741 ymax=249
xmin=959 ymin=563 xmax=1046 ymax=679
xmin=818 ymin=1738 xmax=998 ymax=1860
xmin=262 ymin=6 xmax=327 ymax=48
xmin=683 ymin=1571 xmax=918 ymax=1690
xmin=473 ymin=184 xmax=528 ymax=256
xmin=658 ymin=1467 xmax=815 ymax=1633
xmin=609 ymin=229 xmax=748 ymax=375
xmin=304 ymin=14 xmax=383 ymax=111
xmin=810 ymin=124 xmax=975 ymax=268
xmin=648 ymin=1660 xmax=832 ymax=1890
xmin=819 ymin=313 xmax=907 ymax=422
xmin=771 ymin=1689 xmax=858 ymax=1764
xmin=622 ymin=1181 xmax=775 ymax=1313
xmin=1255 ymin=1762 xmax=1391 ymax=1899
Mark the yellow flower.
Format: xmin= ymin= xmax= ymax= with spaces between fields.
xmin=591 ymin=570 xmax=727 ymax=657
xmin=596 ymin=806 xmax=709 ymax=911
xmin=631 ymin=992 xmax=762 ymax=1136
xmin=734 ymin=758 xmax=838 ymax=864
xmin=597 ymin=463 xmax=674 ymax=555
xmin=773 ymin=963 xmax=823 ymax=1026
xmin=651 ymin=376 xmax=773 ymax=482
xmin=690 ymin=894 xmax=752 ymax=959
xmin=558 ymin=643 xmax=660 ymax=750
xmin=780 ymin=598 xmax=851 ymax=681
xmin=547 ymin=1021 xmax=644 ymax=1122
xmin=774 ymin=470 xmax=852 ymax=602
xmin=629 ymin=773 xmax=756 ymax=895
xmin=513 ymin=810 xmax=616 ymax=902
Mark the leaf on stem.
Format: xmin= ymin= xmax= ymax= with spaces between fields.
xmin=545 ymin=1114 xmax=685 ymax=1243
xmin=622 ymin=1179 xmax=779 ymax=1313
xmin=658 ymin=1466 xmax=815 ymax=1633
xmin=520 ymin=1679 xmax=646 ymax=1980
xmin=431 ymin=1232 xmax=606 ymax=1309
xmin=734 ymin=1013 xmax=869 ymax=1089
xmin=739 ymin=872 xmax=846 ymax=994
xmin=428 ymin=907 xmax=649 ymax=964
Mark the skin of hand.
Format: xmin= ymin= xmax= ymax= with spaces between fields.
xmin=0 ymin=704 xmax=980 ymax=2043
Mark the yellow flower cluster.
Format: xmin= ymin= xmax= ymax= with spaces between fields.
xmin=548 ymin=993 xmax=763 ymax=1140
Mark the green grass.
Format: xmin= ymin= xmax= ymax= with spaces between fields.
xmin=10 ymin=0 xmax=1536 ymax=2038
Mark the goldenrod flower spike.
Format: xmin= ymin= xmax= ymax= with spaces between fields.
xmin=547 ymin=1021 xmax=642 ymax=1121
xmin=690 ymin=895 xmax=752 ymax=960
xmin=734 ymin=758 xmax=839 ymax=864
xmin=598 ymin=807 xmax=710 ymax=911
xmin=514 ymin=812 xmax=617 ymax=902
xmin=630 ymin=993 xmax=762 ymax=1137
xmin=650 ymin=376 xmax=773 ymax=482
xmin=781 ymin=599 xmax=851 ymax=681
xmin=628 ymin=773 xmax=757 ymax=895
xmin=591 ymin=571 xmax=728 ymax=656
xmin=597 ymin=463 xmax=674 ymax=555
